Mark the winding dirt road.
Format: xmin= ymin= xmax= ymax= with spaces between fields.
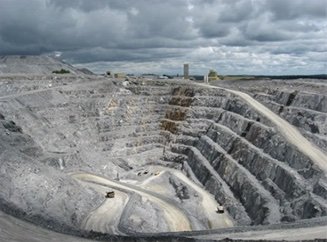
xmin=72 ymin=167 xmax=234 ymax=234
xmin=143 ymin=167 xmax=234 ymax=228
xmin=72 ymin=172 xmax=192 ymax=233
xmin=77 ymin=182 xmax=129 ymax=234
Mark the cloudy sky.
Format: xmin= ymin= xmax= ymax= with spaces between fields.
xmin=0 ymin=0 xmax=326 ymax=75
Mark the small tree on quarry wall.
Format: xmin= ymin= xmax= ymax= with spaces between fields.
xmin=52 ymin=69 xmax=70 ymax=74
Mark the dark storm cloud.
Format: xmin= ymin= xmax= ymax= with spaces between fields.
xmin=0 ymin=0 xmax=326 ymax=74
xmin=266 ymin=0 xmax=327 ymax=20
xmin=64 ymin=47 xmax=189 ymax=63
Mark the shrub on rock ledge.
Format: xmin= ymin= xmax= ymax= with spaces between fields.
xmin=52 ymin=69 xmax=70 ymax=74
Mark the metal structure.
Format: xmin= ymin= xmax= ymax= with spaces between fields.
xmin=183 ymin=64 xmax=189 ymax=79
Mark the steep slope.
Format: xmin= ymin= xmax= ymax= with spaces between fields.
xmin=0 ymin=113 xmax=103 ymax=235
xmin=0 ymin=55 xmax=81 ymax=75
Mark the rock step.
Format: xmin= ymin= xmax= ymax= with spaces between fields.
xmin=254 ymin=94 xmax=327 ymax=136
xmin=99 ymin=126 xmax=160 ymax=140
xmin=193 ymin=95 xmax=273 ymax=126
xmin=184 ymin=113 xmax=322 ymax=184
xmin=303 ymin=132 xmax=327 ymax=153
xmin=100 ymin=136 xmax=164 ymax=152
xmin=245 ymin=121 xmax=321 ymax=176
xmin=190 ymin=108 xmax=270 ymax=135
xmin=172 ymin=144 xmax=251 ymax=225
xmin=194 ymin=136 xmax=281 ymax=225
xmin=127 ymin=87 xmax=173 ymax=96
xmin=101 ymin=144 xmax=164 ymax=159
xmin=161 ymin=150 xmax=189 ymax=163
xmin=162 ymin=97 xmax=273 ymax=127
xmin=206 ymin=123 xmax=311 ymax=198
xmin=261 ymin=90 xmax=327 ymax=113
xmin=182 ymin=106 xmax=320 ymax=177
xmin=98 ymin=130 xmax=162 ymax=142
xmin=165 ymin=115 xmax=326 ymax=222
xmin=171 ymin=144 xmax=252 ymax=225
xmin=96 ymin=117 xmax=163 ymax=132
xmin=197 ymin=134 xmax=327 ymax=221
xmin=174 ymin=120 xmax=312 ymax=200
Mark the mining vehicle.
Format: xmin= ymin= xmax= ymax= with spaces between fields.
xmin=216 ymin=206 xmax=224 ymax=214
xmin=105 ymin=191 xmax=115 ymax=198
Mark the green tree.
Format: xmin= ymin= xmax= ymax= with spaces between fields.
xmin=52 ymin=69 xmax=70 ymax=74
xmin=208 ymin=69 xmax=220 ymax=81
xmin=208 ymin=69 xmax=218 ymax=77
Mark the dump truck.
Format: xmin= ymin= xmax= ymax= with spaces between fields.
xmin=216 ymin=205 xmax=224 ymax=214
xmin=105 ymin=191 xmax=115 ymax=198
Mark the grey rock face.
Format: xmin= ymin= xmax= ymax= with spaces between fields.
xmin=0 ymin=116 xmax=103 ymax=234
xmin=0 ymin=55 xmax=81 ymax=75
xmin=250 ymin=83 xmax=327 ymax=153
xmin=162 ymin=80 xmax=327 ymax=227
xmin=0 ymin=71 xmax=326 ymax=241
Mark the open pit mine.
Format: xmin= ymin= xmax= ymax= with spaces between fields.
xmin=0 ymin=56 xmax=326 ymax=241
